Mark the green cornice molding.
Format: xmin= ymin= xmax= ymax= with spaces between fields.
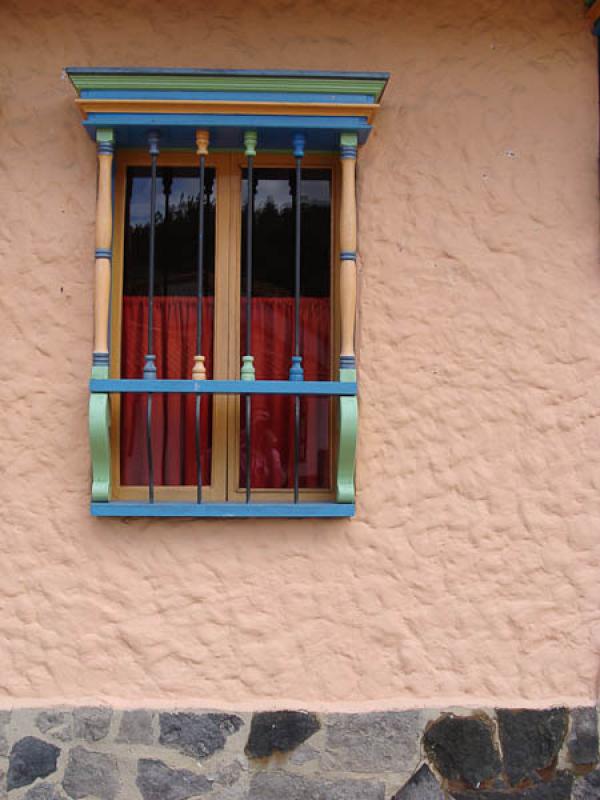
xmin=66 ymin=67 xmax=389 ymax=102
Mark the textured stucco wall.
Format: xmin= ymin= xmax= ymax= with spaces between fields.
xmin=0 ymin=0 xmax=598 ymax=710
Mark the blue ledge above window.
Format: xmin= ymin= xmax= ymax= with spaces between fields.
xmin=91 ymin=502 xmax=355 ymax=519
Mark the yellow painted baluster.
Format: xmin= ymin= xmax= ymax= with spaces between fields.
xmin=337 ymin=132 xmax=358 ymax=503
xmin=93 ymin=128 xmax=114 ymax=367
xmin=339 ymin=132 xmax=358 ymax=373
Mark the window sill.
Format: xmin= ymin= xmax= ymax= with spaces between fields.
xmin=91 ymin=502 xmax=355 ymax=518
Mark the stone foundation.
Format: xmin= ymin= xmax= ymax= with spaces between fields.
xmin=0 ymin=706 xmax=597 ymax=799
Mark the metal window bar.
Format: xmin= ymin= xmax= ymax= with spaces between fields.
xmin=291 ymin=134 xmax=305 ymax=503
xmin=244 ymin=148 xmax=254 ymax=503
xmin=143 ymin=130 xmax=160 ymax=503
xmin=195 ymin=149 xmax=206 ymax=504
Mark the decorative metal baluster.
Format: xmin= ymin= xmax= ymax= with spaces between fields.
xmin=193 ymin=131 xmax=209 ymax=503
xmin=241 ymin=131 xmax=257 ymax=503
xmin=143 ymin=130 xmax=160 ymax=503
xmin=290 ymin=134 xmax=305 ymax=503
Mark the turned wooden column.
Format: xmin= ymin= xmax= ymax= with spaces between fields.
xmin=339 ymin=132 xmax=358 ymax=375
xmin=93 ymin=128 xmax=114 ymax=372
xmin=89 ymin=128 xmax=114 ymax=503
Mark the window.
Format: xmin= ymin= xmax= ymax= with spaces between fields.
xmin=69 ymin=67 xmax=389 ymax=517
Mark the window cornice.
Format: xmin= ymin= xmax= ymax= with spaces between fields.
xmin=66 ymin=67 xmax=390 ymax=151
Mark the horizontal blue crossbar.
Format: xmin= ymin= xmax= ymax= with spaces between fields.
xmin=90 ymin=379 xmax=356 ymax=396
xmin=84 ymin=113 xmax=371 ymax=130
xmin=91 ymin=502 xmax=355 ymax=518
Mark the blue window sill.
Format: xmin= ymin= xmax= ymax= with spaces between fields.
xmin=91 ymin=502 xmax=355 ymax=518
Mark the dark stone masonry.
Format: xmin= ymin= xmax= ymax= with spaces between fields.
xmin=245 ymin=711 xmax=321 ymax=759
xmin=0 ymin=706 xmax=596 ymax=798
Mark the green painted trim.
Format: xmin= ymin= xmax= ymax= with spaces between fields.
xmin=241 ymin=355 xmax=256 ymax=381
xmin=69 ymin=74 xmax=387 ymax=102
xmin=340 ymin=132 xmax=359 ymax=148
xmin=89 ymin=365 xmax=111 ymax=502
xmin=337 ymin=367 xmax=357 ymax=503
xmin=95 ymin=128 xmax=115 ymax=144
xmin=244 ymin=130 xmax=257 ymax=157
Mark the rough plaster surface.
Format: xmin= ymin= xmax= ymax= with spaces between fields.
xmin=0 ymin=0 xmax=598 ymax=709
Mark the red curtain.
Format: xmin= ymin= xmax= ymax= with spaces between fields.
xmin=120 ymin=296 xmax=330 ymax=489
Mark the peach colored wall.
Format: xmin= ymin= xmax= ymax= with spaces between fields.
xmin=0 ymin=0 xmax=598 ymax=710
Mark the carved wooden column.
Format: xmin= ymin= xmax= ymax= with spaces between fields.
xmin=89 ymin=128 xmax=115 ymax=502
xmin=336 ymin=132 xmax=358 ymax=503
xmin=339 ymin=132 xmax=358 ymax=375
xmin=93 ymin=128 xmax=114 ymax=372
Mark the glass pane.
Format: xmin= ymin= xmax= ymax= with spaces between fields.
xmin=120 ymin=166 xmax=216 ymax=486
xmin=240 ymin=168 xmax=331 ymax=490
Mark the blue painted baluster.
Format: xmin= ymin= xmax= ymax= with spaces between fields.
xmin=242 ymin=131 xmax=257 ymax=503
xmin=144 ymin=130 xmax=160 ymax=503
xmin=290 ymin=133 xmax=305 ymax=503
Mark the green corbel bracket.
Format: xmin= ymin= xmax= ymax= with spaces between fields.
xmin=89 ymin=365 xmax=111 ymax=502
xmin=336 ymin=367 xmax=357 ymax=503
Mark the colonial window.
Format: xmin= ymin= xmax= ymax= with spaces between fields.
xmin=68 ymin=68 xmax=389 ymax=517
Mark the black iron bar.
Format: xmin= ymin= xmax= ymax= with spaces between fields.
xmin=195 ymin=149 xmax=206 ymax=503
xmin=245 ymin=147 xmax=254 ymax=503
xmin=291 ymin=134 xmax=305 ymax=503
xmin=144 ymin=130 xmax=160 ymax=503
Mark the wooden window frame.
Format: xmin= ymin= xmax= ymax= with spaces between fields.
xmin=109 ymin=149 xmax=340 ymax=503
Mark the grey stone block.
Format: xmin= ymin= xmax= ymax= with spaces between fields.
xmin=211 ymin=760 xmax=245 ymax=788
xmin=249 ymin=771 xmax=385 ymax=800
xmin=136 ymin=758 xmax=212 ymax=800
xmin=7 ymin=737 xmax=60 ymax=791
xmin=73 ymin=707 xmax=112 ymax=743
xmin=116 ymin=710 xmax=154 ymax=745
xmin=573 ymin=769 xmax=600 ymax=800
xmin=245 ymin=711 xmax=320 ymax=759
xmin=289 ymin=744 xmax=320 ymax=766
xmin=423 ymin=713 xmax=501 ymax=789
xmin=496 ymin=708 xmax=568 ymax=787
xmin=24 ymin=783 xmax=67 ymax=800
xmin=391 ymin=764 xmax=446 ymax=800
xmin=452 ymin=771 xmax=573 ymax=800
xmin=324 ymin=712 xmax=420 ymax=773
xmin=0 ymin=712 xmax=9 ymax=757
xmin=36 ymin=711 xmax=73 ymax=743
xmin=159 ymin=712 xmax=243 ymax=760
xmin=62 ymin=746 xmax=119 ymax=800
xmin=568 ymin=708 xmax=599 ymax=766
